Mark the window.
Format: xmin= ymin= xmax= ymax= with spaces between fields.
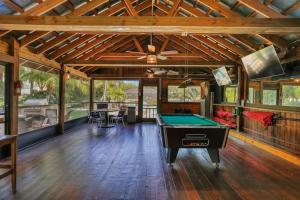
xmin=282 ymin=85 xmax=300 ymax=107
xmin=93 ymin=80 xmax=139 ymax=110
xmin=18 ymin=60 xmax=59 ymax=134
xmin=262 ymin=89 xmax=277 ymax=105
xmin=168 ymin=85 xmax=201 ymax=102
xmin=224 ymin=86 xmax=237 ymax=103
xmin=248 ymin=87 xmax=255 ymax=104
xmin=65 ymin=76 xmax=90 ymax=121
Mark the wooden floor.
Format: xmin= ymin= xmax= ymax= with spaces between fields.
xmin=0 ymin=123 xmax=299 ymax=200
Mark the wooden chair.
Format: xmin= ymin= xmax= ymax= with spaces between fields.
xmin=110 ymin=110 xmax=126 ymax=126
xmin=0 ymin=135 xmax=17 ymax=193
xmin=88 ymin=111 xmax=106 ymax=127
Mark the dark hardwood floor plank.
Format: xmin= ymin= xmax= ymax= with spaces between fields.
xmin=0 ymin=123 xmax=299 ymax=200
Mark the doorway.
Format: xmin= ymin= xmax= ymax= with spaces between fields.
xmin=142 ymin=85 xmax=158 ymax=119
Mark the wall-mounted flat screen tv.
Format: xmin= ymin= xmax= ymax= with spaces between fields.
xmin=241 ymin=45 xmax=285 ymax=79
xmin=212 ymin=66 xmax=232 ymax=86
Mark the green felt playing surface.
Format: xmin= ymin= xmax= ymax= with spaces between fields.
xmin=160 ymin=115 xmax=219 ymax=126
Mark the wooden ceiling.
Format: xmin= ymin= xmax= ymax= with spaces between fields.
xmin=0 ymin=0 xmax=300 ymax=78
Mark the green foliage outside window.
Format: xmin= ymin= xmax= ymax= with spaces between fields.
xmin=262 ymin=89 xmax=277 ymax=105
xmin=224 ymin=86 xmax=237 ymax=103
xmin=94 ymin=80 xmax=139 ymax=103
xmin=168 ymin=85 xmax=201 ymax=102
xmin=282 ymin=85 xmax=300 ymax=107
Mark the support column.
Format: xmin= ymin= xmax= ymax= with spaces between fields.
xmin=138 ymin=79 xmax=143 ymax=122
xmin=58 ymin=64 xmax=66 ymax=135
xmin=89 ymin=78 xmax=94 ymax=111
xmin=8 ymin=39 xmax=19 ymax=136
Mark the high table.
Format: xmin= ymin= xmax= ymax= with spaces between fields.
xmin=94 ymin=109 xmax=118 ymax=128
xmin=0 ymin=135 xmax=17 ymax=193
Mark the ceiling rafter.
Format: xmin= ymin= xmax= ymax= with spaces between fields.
xmin=0 ymin=0 xmax=67 ymax=37
xmin=2 ymin=0 xmax=24 ymax=13
xmin=19 ymin=0 xmax=110 ymax=48
xmin=81 ymin=35 xmax=129 ymax=60
xmin=45 ymin=0 xmax=151 ymax=62
xmin=61 ymin=34 xmax=113 ymax=62
xmin=190 ymin=0 xmax=289 ymax=49
xmin=158 ymin=0 xmax=255 ymax=60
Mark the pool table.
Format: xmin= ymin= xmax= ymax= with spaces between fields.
xmin=156 ymin=114 xmax=230 ymax=167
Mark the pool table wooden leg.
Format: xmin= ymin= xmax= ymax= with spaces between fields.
xmin=207 ymin=148 xmax=220 ymax=165
xmin=166 ymin=148 xmax=179 ymax=163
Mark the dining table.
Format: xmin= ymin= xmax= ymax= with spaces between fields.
xmin=94 ymin=108 xmax=118 ymax=128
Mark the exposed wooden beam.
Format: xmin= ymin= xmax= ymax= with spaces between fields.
xmin=168 ymin=0 xmax=182 ymax=15
xmin=208 ymin=35 xmax=249 ymax=56
xmin=283 ymin=2 xmax=300 ymax=15
xmin=64 ymin=59 xmax=236 ymax=67
xmin=23 ymin=0 xmax=68 ymax=16
xmin=47 ymin=34 xmax=93 ymax=60
xmin=19 ymin=0 xmax=109 ymax=47
xmin=191 ymin=35 xmax=240 ymax=62
xmin=192 ymin=0 xmax=288 ymax=49
xmin=81 ymin=35 xmax=128 ymax=60
xmin=2 ymin=0 xmax=23 ymax=13
xmin=123 ymin=0 xmax=138 ymax=16
xmin=160 ymin=37 xmax=170 ymax=52
xmin=132 ymin=36 xmax=144 ymax=52
xmin=1 ymin=16 xmax=299 ymax=34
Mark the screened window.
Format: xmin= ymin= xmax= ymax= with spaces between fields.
xmin=282 ymin=85 xmax=300 ymax=107
xmin=93 ymin=80 xmax=139 ymax=109
xmin=248 ymin=87 xmax=255 ymax=104
xmin=168 ymin=85 xmax=201 ymax=102
xmin=18 ymin=60 xmax=59 ymax=134
xmin=262 ymin=89 xmax=277 ymax=105
xmin=65 ymin=76 xmax=90 ymax=121
xmin=224 ymin=86 xmax=237 ymax=103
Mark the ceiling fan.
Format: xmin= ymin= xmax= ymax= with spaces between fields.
xmin=126 ymin=0 xmax=178 ymax=63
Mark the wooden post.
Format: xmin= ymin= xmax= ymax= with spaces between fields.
xmin=58 ymin=64 xmax=66 ymax=134
xmin=138 ymin=79 xmax=143 ymax=122
xmin=8 ymin=39 xmax=19 ymax=136
xmin=89 ymin=78 xmax=94 ymax=111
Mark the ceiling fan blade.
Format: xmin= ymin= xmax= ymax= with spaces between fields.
xmin=125 ymin=51 xmax=146 ymax=54
xmin=137 ymin=56 xmax=147 ymax=60
xmin=157 ymin=55 xmax=167 ymax=60
xmin=167 ymin=70 xmax=179 ymax=75
xmin=160 ymin=50 xmax=178 ymax=55
xmin=148 ymin=45 xmax=156 ymax=53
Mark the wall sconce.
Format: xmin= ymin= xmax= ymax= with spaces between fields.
xmin=65 ymin=71 xmax=70 ymax=79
